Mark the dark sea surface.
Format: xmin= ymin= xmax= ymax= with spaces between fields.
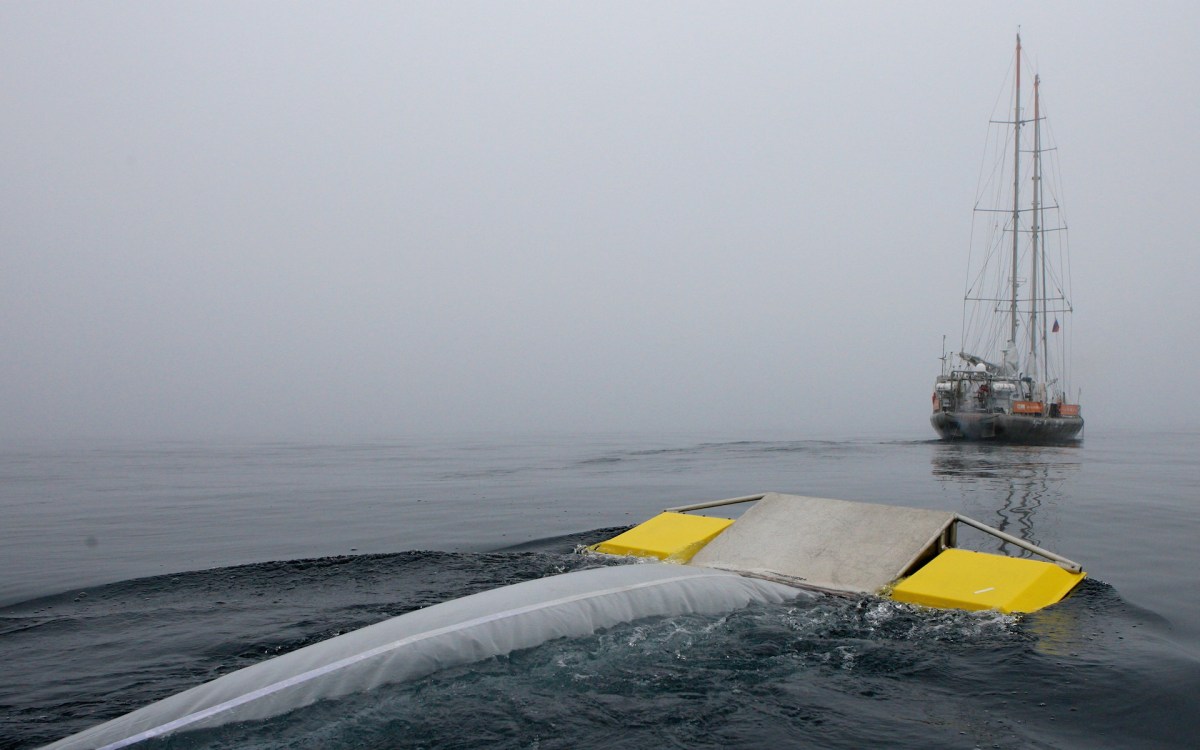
xmin=1 ymin=430 xmax=1197 ymax=749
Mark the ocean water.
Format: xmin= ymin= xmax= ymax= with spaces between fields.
xmin=1 ymin=430 xmax=1197 ymax=749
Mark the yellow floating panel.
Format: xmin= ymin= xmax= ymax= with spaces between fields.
xmin=590 ymin=512 xmax=734 ymax=563
xmin=890 ymin=548 xmax=1085 ymax=614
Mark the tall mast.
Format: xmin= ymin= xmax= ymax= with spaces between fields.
xmin=1037 ymin=75 xmax=1052 ymax=392
xmin=1009 ymin=34 xmax=1022 ymax=354
xmin=1030 ymin=73 xmax=1041 ymax=385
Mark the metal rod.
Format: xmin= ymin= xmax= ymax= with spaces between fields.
xmin=664 ymin=493 xmax=767 ymax=513
xmin=896 ymin=524 xmax=957 ymax=580
xmin=955 ymin=514 xmax=1082 ymax=573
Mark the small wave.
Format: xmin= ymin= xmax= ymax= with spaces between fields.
xmin=576 ymin=456 xmax=624 ymax=465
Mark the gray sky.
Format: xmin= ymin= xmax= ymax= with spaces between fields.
xmin=3 ymin=1 xmax=1197 ymax=440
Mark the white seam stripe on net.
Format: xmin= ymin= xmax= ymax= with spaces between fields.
xmin=97 ymin=570 xmax=731 ymax=749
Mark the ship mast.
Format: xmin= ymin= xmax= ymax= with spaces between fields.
xmin=1030 ymin=73 xmax=1041 ymax=387
xmin=1009 ymin=33 xmax=1021 ymax=356
xmin=1038 ymin=75 xmax=1052 ymax=394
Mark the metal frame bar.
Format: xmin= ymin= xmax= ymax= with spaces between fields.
xmin=663 ymin=494 xmax=767 ymax=514
xmin=955 ymin=514 xmax=1082 ymax=573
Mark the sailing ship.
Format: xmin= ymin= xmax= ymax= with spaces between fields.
xmin=931 ymin=35 xmax=1083 ymax=443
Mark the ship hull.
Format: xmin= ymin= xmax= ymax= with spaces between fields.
xmin=931 ymin=411 xmax=1083 ymax=444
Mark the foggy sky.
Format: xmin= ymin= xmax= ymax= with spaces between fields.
xmin=3 ymin=1 xmax=1198 ymax=440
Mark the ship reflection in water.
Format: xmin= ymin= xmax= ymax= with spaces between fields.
xmin=931 ymin=441 xmax=1081 ymax=555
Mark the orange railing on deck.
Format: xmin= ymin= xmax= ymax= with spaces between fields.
xmin=1013 ymin=401 xmax=1044 ymax=415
